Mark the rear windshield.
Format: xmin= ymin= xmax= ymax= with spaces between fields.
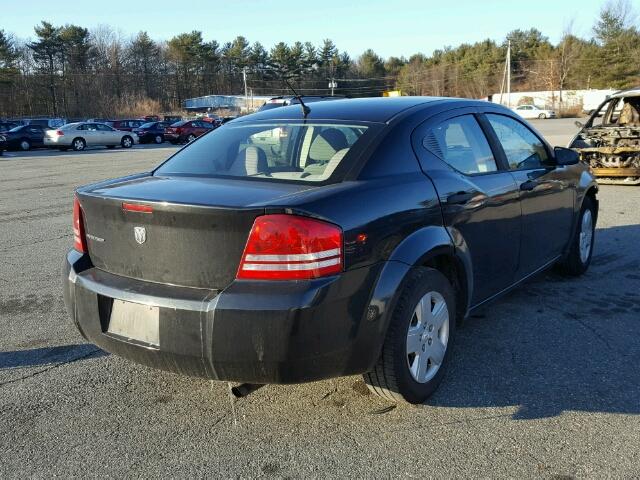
xmin=154 ymin=121 xmax=375 ymax=183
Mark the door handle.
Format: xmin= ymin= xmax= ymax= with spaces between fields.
xmin=520 ymin=180 xmax=538 ymax=191
xmin=446 ymin=191 xmax=475 ymax=205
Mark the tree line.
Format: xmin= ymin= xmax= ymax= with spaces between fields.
xmin=0 ymin=0 xmax=638 ymax=118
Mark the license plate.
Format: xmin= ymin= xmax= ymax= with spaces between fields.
xmin=108 ymin=300 xmax=159 ymax=346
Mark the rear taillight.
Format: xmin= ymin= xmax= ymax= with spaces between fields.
xmin=73 ymin=196 xmax=88 ymax=253
xmin=56 ymin=130 xmax=64 ymax=136
xmin=237 ymin=214 xmax=343 ymax=280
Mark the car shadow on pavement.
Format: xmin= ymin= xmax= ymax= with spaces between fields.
xmin=0 ymin=344 xmax=108 ymax=370
xmin=428 ymin=223 xmax=640 ymax=419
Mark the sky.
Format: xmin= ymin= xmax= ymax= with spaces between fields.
xmin=2 ymin=0 xmax=609 ymax=58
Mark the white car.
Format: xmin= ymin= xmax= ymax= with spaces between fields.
xmin=512 ymin=104 xmax=556 ymax=119
xmin=44 ymin=122 xmax=138 ymax=151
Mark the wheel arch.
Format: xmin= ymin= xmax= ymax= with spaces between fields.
xmin=387 ymin=225 xmax=472 ymax=319
xmin=584 ymin=183 xmax=599 ymax=222
xmin=363 ymin=225 xmax=473 ymax=371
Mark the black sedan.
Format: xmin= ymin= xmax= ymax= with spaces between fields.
xmin=132 ymin=121 xmax=171 ymax=144
xmin=3 ymin=124 xmax=46 ymax=151
xmin=63 ymin=97 xmax=598 ymax=404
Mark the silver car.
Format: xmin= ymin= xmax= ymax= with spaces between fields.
xmin=44 ymin=122 xmax=138 ymax=151
xmin=512 ymin=104 xmax=557 ymax=119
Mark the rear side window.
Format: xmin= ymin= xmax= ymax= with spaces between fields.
xmin=424 ymin=115 xmax=498 ymax=175
xmin=486 ymin=114 xmax=549 ymax=170
xmin=155 ymin=122 xmax=375 ymax=183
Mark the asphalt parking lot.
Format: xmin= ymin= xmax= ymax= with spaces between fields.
xmin=1 ymin=119 xmax=639 ymax=477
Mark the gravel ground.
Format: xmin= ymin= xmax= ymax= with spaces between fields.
xmin=1 ymin=127 xmax=639 ymax=478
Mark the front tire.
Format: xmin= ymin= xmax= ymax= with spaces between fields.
xmin=538 ymin=113 xmax=547 ymax=119
xmin=364 ymin=267 xmax=456 ymax=404
xmin=121 ymin=136 xmax=133 ymax=148
xmin=154 ymin=134 xmax=163 ymax=144
xmin=72 ymin=138 xmax=86 ymax=151
xmin=556 ymin=196 xmax=596 ymax=276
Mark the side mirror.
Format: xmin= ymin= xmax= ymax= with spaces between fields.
xmin=574 ymin=121 xmax=584 ymax=128
xmin=554 ymin=146 xmax=579 ymax=166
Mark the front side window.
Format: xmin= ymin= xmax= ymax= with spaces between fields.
xmin=486 ymin=114 xmax=549 ymax=170
xmin=155 ymin=122 xmax=374 ymax=183
xmin=424 ymin=115 xmax=498 ymax=175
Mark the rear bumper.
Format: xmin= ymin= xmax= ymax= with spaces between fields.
xmin=164 ymin=133 xmax=180 ymax=141
xmin=63 ymin=250 xmax=398 ymax=384
xmin=136 ymin=132 xmax=158 ymax=142
xmin=44 ymin=137 xmax=65 ymax=146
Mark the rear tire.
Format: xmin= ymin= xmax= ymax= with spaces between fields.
xmin=364 ymin=267 xmax=456 ymax=404
xmin=121 ymin=136 xmax=133 ymax=148
xmin=186 ymin=134 xmax=196 ymax=143
xmin=19 ymin=138 xmax=31 ymax=151
xmin=72 ymin=138 xmax=86 ymax=151
xmin=556 ymin=196 xmax=596 ymax=276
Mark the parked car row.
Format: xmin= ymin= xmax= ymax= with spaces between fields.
xmin=1 ymin=98 xmax=345 ymax=154
xmin=0 ymin=118 xmax=223 ymax=153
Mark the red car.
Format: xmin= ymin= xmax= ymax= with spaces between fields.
xmin=164 ymin=120 xmax=215 ymax=144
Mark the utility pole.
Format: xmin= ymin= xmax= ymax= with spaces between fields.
xmin=242 ymin=67 xmax=248 ymax=111
xmin=506 ymin=40 xmax=511 ymax=108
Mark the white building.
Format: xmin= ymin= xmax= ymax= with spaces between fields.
xmin=485 ymin=89 xmax=617 ymax=113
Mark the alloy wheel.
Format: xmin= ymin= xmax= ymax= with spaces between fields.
xmin=579 ymin=209 xmax=593 ymax=263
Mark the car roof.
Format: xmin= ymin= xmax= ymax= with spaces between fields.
xmin=237 ymin=96 xmax=479 ymax=123
xmin=611 ymin=87 xmax=640 ymax=98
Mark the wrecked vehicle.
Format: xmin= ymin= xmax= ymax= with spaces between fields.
xmin=570 ymin=88 xmax=640 ymax=185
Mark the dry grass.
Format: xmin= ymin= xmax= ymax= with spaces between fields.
xmin=111 ymin=95 xmax=163 ymax=118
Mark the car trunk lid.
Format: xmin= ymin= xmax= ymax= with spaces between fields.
xmin=78 ymin=174 xmax=313 ymax=289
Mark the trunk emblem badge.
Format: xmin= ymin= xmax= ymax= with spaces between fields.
xmin=134 ymin=226 xmax=146 ymax=245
